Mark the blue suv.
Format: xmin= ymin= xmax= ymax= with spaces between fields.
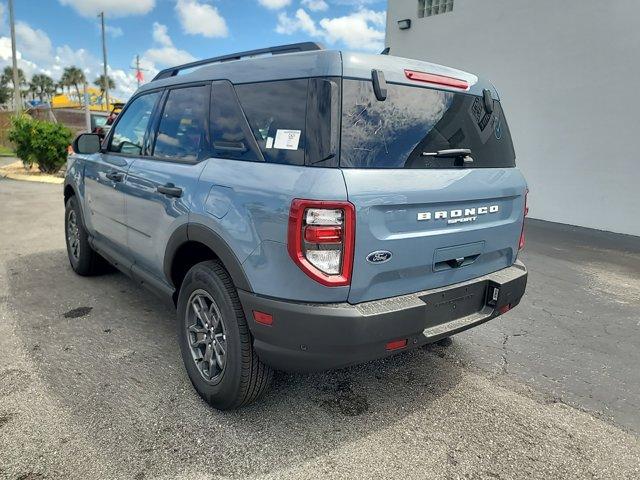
xmin=66 ymin=43 xmax=528 ymax=409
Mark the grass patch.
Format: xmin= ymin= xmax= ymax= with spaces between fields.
xmin=0 ymin=145 xmax=15 ymax=156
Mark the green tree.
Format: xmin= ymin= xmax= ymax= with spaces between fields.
xmin=0 ymin=86 xmax=10 ymax=105
xmin=94 ymin=74 xmax=115 ymax=97
xmin=61 ymin=66 xmax=86 ymax=104
xmin=30 ymin=74 xmax=56 ymax=102
xmin=1 ymin=66 xmax=27 ymax=90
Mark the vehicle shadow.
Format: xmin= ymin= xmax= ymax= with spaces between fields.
xmin=6 ymin=250 xmax=464 ymax=479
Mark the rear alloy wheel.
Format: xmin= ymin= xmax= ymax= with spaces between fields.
xmin=177 ymin=260 xmax=273 ymax=409
xmin=185 ymin=290 xmax=228 ymax=382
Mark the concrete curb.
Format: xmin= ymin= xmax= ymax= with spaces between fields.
xmin=0 ymin=161 xmax=64 ymax=185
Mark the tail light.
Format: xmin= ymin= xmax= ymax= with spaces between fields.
xmin=288 ymin=199 xmax=355 ymax=287
xmin=519 ymin=189 xmax=529 ymax=250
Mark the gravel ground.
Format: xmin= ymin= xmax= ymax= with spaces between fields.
xmin=1 ymin=178 xmax=639 ymax=480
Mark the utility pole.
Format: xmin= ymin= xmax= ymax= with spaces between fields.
xmin=135 ymin=55 xmax=141 ymax=88
xmin=83 ymin=83 xmax=91 ymax=132
xmin=130 ymin=55 xmax=148 ymax=89
xmin=99 ymin=12 xmax=110 ymax=111
xmin=8 ymin=0 xmax=22 ymax=112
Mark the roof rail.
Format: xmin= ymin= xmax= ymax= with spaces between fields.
xmin=152 ymin=42 xmax=324 ymax=81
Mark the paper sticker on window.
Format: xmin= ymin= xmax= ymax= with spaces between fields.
xmin=265 ymin=137 xmax=274 ymax=149
xmin=273 ymin=129 xmax=301 ymax=150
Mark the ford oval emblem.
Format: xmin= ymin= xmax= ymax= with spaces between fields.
xmin=366 ymin=250 xmax=392 ymax=264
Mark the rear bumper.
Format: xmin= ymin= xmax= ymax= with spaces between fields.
xmin=238 ymin=261 xmax=527 ymax=372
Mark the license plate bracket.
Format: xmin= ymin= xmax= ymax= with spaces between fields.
xmin=420 ymin=281 xmax=488 ymax=329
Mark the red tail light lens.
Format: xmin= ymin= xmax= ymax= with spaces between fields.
xmin=519 ymin=189 xmax=529 ymax=250
xmin=404 ymin=69 xmax=469 ymax=90
xmin=304 ymin=225 xmax=343 ymax=244
xmin=288 ymin=199 xmax=355 ymax=287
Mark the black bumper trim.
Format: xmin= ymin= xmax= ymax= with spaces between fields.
xmin=238 ymin=261 xmax=527 ymax=372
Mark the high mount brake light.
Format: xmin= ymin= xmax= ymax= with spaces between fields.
xmin=288 ymin=199 xmax=355 ymax=287
xmin=404 ymin=69 xmax=469 ymax=90
xmin=519 ymin=189 xmax=529 ymax=250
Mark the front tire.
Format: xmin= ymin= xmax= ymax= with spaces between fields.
xmin=177 ymin=260 xmax=273 ymax=410
xmin=65 ymin=196 xmax=104 ymax=276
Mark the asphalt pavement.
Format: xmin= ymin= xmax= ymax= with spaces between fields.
xmin=1 ymin=178 xmax=639 ymax=480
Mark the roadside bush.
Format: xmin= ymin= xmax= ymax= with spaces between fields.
xmin=8 ymin=115 xmax=73 ymax=174
xmin=7 ymin=114 xmax=35 ymax=169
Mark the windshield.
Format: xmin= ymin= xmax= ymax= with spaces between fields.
xmin=340 ymin=79 xmax=516 ymax=169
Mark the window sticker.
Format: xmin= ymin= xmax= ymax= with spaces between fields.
xmin=265 ymin=137 xmax=274 ymax=149
xmin=273 ymin=129 xmax=301 ymax=150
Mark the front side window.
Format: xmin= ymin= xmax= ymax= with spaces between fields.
xmin=235 ymin=79 xmax=308 ymax=166
xmin=154 ymin=85 xmax=210 ymax=161
xmin=109 ymin=92 xmax=160 ymax=155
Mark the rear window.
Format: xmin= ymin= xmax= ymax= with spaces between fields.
xmin=235 ymin=79 xmax=308 ymax=166
xmin=340 ymin=79 xmax=515 ymax=169
xmin=210 ymin=80 xmax=263 ymax=162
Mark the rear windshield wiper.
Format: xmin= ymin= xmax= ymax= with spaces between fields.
xmin=422 ymin=148 xmax=473 ymax=164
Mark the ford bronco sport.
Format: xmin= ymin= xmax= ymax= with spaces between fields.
xmin=66 ymin=42 xmax=528 ymax=409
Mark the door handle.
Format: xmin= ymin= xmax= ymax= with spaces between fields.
xmin=157 ymin=184 xmax=183 ymax=198
xmin=106 ymin=171 xmax=124 ymax=182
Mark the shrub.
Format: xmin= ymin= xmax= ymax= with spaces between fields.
xmin=7 ymin=114 xmax=36 ymax=169
xmin=8 ymin=115 xmax=73 ymax=174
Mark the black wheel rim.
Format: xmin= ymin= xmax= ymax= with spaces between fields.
xmin=186 ymin=289 xmax=227 ymax=382
xmin=67 ymin=210 xmax=80 ymax=261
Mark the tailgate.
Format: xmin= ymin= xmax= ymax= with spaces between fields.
xmin=343 ymin=168 xmax=526 ymax=303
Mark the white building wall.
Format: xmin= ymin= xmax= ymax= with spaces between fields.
xmin=386 ymin=0 xmax=640 ymax=236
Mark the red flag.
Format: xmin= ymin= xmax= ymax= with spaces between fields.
xmin=135 ymin=70 xmax=144 ymax=82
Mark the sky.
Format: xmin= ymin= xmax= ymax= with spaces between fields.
xmin=0 ymin=0 xmax=387 ymax=100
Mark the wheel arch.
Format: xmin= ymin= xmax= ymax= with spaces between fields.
xmin=64 ymin=183 xmax=76 ymax=203
xmin=164 ymin=224 xmax=253 ymax=304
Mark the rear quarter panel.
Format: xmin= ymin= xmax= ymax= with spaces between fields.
xmin=192 ymin=158 xmax=349 ymax=302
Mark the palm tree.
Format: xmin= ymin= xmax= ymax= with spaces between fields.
xmin=61 ymin=66 xmax=86 ymax=104
xmin=30 ymin=74 xmax=56 ymax=102
xmin=94 ymin=74 xmax=115 ymax=96
xmin=94 ymin=74 xmax=115 ymax=108
xmin=1 ymin=66 xmax=27 ymax=90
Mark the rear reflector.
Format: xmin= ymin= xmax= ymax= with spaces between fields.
xmin=385 ymin=339 xmax=408 ymax=351
xmin=404 ymin=69 xmax=469 ymax=90
xmin=499 ymin=304 xmax=512 ymax=315
xmin=253 ymin=310 xmax=273 ymax=326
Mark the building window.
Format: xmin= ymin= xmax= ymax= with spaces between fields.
xmin=418 ymin=0 xmax=454 ymax=18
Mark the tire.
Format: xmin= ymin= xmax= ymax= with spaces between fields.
xmin=65 ymin=196 xmax=105 ymax=276
xmin=177 ymin=260 xmax=273 ymax=410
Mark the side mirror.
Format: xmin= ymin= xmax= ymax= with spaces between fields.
xmin=73 ymin=133 xmax=102 ymax=154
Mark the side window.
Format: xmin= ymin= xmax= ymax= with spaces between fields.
xmin=153 ymin=85 xmax=210 ymax=162
xmin=210 ymin=80 xmax=263 ymax=162
xmin=108 ymin=92 xmax=160 ymax=155
xmin=235 ymin=79 xmax=307 ymax=166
